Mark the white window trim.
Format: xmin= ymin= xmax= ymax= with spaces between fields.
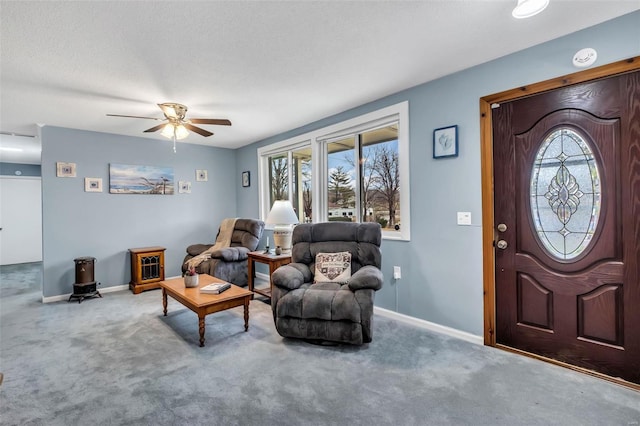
xmin=257 ymin=101 xmax=410 ymax=241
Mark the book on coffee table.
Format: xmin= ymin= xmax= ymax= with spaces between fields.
xmin=200 ymin=283 xmax=231 ymax=294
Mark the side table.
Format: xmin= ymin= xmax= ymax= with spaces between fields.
xmin=129 ymin=246 xmax=166 ymax=294
xmin=247 ymin=251 xmax=292 ymax=299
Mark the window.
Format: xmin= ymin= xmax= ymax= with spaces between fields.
xmin=259 ymin=141 xmax=312 ymax=224
xmin=322 ymin=124 xmax=400 ymax=231
xmin=268 ymin=152 xmax=288 ymax=203
xmin=327 ymin=136 xmax=356 ymax=221
xmin=292 ymin=146 xmax=313 ymax=223
xmin=258 ymin=102 xmax=409 ymax=240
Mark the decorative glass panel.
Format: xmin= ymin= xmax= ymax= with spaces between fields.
xmin=530 ymin=128 xmax=601 ymax=260
xmin=141 ymin=255 xmax=160 ymax=280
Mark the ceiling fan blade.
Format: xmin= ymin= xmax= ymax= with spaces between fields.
xmin=189 ymin=118 xmax=232 ymax=126
xmin=184 ymin=123 xmax=213 ymax=137
xmin=143 ymin=123 xmax=167 ymax=133
xmin=106 ymin=114 xmax=162 ymax=121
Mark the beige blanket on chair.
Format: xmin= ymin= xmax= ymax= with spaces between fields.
xmin=186 ymin=218 xmax=238 ymax=271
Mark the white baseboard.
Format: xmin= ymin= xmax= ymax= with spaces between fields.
xmin=41 ymin=275 xmax=185 ymax=303
xmin=251 ymin=273 xmax=482 ymax=345
xmin=97 ymin=284 xmax=130 ymax=294
xmin=255 ymin=272 xmax=270 ymax=285
xmin=374 ymin=306 xmax=483 ymax=345
xmin=42 ymin=284 xmax=129 ymax=303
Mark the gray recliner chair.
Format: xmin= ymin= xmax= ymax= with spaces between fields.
xmin=182 ymin=218 xmax=264 ymax=287
xmin=271 ymin=222 xmax=383 ymax=345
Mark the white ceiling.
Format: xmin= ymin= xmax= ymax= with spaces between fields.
xmin=1 ymin=1 xmax=639 ymax=164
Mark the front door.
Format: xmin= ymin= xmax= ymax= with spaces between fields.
xmin=492 ymin=71 xmax=640 ymax=384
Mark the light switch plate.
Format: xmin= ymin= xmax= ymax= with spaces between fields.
xmin=457 ymin=212 xmax=472 ymax=225
xmin=393 ymin=266 xmax=401 ymax=280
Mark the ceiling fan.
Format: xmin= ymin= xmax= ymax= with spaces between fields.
xmin=107 ymin=102 xmax=231 ymax=139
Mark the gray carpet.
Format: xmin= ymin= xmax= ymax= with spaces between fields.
xmin=1 ymin=262 xmax=638 ymax=426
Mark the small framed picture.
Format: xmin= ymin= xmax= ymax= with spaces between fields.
xmin=179 ymin=180 xmax=192 ymax=194
xmin=56 ymin=162 xmax=77 ymax=177
xmin=433 ymin=125 xmax=458 ymax=159
xmin=196 ymin=169 xmax=208 ymax=181
xmin=242 ymin=171 xmax=250 ymax=187
xmin=84 ymin=177 xmax=103 ymax=192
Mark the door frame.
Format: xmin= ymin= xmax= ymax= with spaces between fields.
xmin=480 ymin=56 xmax=640 ymax=388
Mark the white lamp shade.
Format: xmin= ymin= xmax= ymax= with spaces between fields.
xmin=161 ymin=123 xmax=175 ymax=138
xmin=266 ymin=200 xmax=299 ymax=253
xmin=265 ymin=200 xmax=299 ymax=225
xmin=161 ymin=123 xmax=190 ymax=140
xmin=174 ymin=124 xmax=189 ymax=140
xmin=512 ymin=0 xmax=549 ymax=19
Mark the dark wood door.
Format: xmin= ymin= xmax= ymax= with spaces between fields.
xmin=493 ymin=71 xmax=640 ymax=384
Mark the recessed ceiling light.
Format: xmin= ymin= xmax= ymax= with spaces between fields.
xmin=512 ymin=0 xmax=549 ymax=19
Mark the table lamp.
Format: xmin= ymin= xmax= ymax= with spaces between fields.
xmin=265 ymin=200 xmax=299 ymax=254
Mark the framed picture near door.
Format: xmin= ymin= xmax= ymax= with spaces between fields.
xmin=433 ymin=125 xmax=458 ymax=158
xmin=242 ymin=171 xmax=250 ymax=187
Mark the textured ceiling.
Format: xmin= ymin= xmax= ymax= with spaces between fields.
xmin=1 ymin=1 xmax=639 ymax=164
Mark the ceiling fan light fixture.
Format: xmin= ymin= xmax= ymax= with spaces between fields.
xmin=512 ymin=0 xmax=549 ymax=19
xmin=161 ymin=123 xmax=175 ymax=138
xmin=107 ymin=102 xmax=229 ymax=151
xmin=159 ymin=102 xmax=187 ymax=120
xmin=174 ymin=124 xmax=189 ymax=140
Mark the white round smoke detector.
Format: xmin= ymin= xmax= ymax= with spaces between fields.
xmin=573 ymin=48 xmax=597 ymax=68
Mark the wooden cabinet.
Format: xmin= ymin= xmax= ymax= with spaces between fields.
xmin=129 ymin=246 xmax=166 ymax=294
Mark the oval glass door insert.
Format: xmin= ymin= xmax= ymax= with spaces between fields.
xmin=530 ymin=128 xmax=601 ymax=260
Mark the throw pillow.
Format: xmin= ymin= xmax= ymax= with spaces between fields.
xmin=314 ymin=251 xmax=351 ymax=283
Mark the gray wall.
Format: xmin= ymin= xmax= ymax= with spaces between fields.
xmin=235 ymin=11 xmax=640 ymax=336
xmin=0 ymin=162 xmax=41 ymax=177
xmin=41 ymin=127 xmax=237 ymax=297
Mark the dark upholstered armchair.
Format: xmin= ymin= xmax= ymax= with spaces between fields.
xmin=182 ymin=218 xmax=264 ymax=287
xmin=271 ymin=222 xmax=383 ymax=345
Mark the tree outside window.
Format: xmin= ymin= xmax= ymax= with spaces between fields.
xmin=267 ymin=147 xmax=312 ymax=223
xmin=334 ymin=125 xmax=400 ymax=231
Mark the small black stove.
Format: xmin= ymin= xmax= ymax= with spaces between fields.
xmin=68 ymin=256 xmax=102 ymax=303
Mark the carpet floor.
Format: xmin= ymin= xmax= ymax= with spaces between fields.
xmin=0 ymin=262 xmax=638 ymax=426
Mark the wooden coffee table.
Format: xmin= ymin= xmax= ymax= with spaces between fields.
xmin=159 ymin=274 xmax=253 ymax=347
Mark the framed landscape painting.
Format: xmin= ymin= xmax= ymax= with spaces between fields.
xmin=109 ymin=164 xmax=174 ymax=195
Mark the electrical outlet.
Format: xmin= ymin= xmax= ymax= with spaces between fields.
xmin=393 ymin=266 xmax=401 ymax=280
